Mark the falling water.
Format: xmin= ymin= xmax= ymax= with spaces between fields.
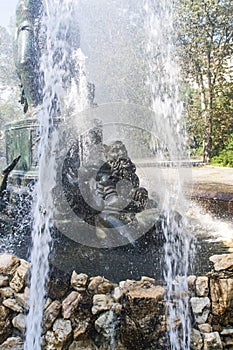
xmin=23 ymin=0 xmax=195 ymax=348
xmin=24 ymin=1 xmax=82 ymax=349
xmin=143 ymin=0 xmax=194 ymax=349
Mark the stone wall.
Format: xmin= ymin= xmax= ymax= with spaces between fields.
xmin=0 ymin=253 xmax=232 ymax=350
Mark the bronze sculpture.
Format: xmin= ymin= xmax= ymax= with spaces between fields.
xmin=14 ymin=0 xmax=81 ymax=113
xmin=14 ymin=0 xmax=43 ymax=112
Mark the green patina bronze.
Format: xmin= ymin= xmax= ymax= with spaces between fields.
xmin=5 ymin=118 xmax=39 ymax=184
xmin=15 ymin=0 xmax=43 ymax=112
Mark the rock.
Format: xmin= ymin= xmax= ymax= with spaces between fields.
xmin=141 ymin=276 xmax=156 ymax=285
xmin=221 ymin=328 xmax=233 ymax=335
xmin=198 ymin=323 xmax=213 ymax=333
xmin=0 ymin=337 xmax=23 ymax=350
xmin=43 ymin=300 xmax=61 ymax=331
xmin=45 ymin=331 xmax=60 ymax=350
xmin=209 ymin=254 xmax=233 ymax=272
xmin=71 ymin=272 xmax=88 ymax=292
xmin=120 ymin=315 xmax=142 ymax=349
xmin=9 ymin=260 xmax=29 ymax=293
xmin=3 ymin=298 xmax=23 ymax=313
xmin=196 ymin=276 xmax=209 ymax=297
xmin=210 ymin=278 xmax=233 ymax=322
xmin=126 ymin=281 xmax=165 ymax=317
xmin=92 ymin=294 xmax=112 ymax=315
xmin=95 ymin=310 xmax=116 ymax=338
xmin=73 ymin=319 xmax=90 ymax=340
xmin=191 ymin=329 xmax=203 ymax=350
xmin=12 ymin=314 xmax=26 ymax=333
xmin=0 ymin=275 xmax=9 ymax=287
xmin=0 ymin=254 xmax=20 ymax=275
xmin=188 ymin=275 xmax=197 ymax=292
xmin=68 ymin=340 xmax=98 ymax=350
xmin=0 ymin=287 xmax=14 ymax=299
xmin=52 ymin=318 xmax=72 ymax=345
xmin=15 ymin=287 xmax=29 ymax=310
xmin=47 ymin=272 xmax=70 ymax=300
xmin=62 ymin=291 xmax=81 ymax=319
xmin=203 ymin=332 xmax=223 ymax=350
xmin=88 ymin=276 xmax=113 ymax=294
xmin=112 ymin=286 xmax=124 ymax=302
xmin=0 ymin=320 xmax=12 ymax=344
xmin=44 ymin=297 xmax=52 ymax=310
xmin=0 ymin=306 xmax=10 ymax=321
xmin=190 ymin=297 xmax=210 ymax=324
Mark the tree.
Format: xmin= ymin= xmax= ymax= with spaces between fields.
xmin=177 ymin=0 xmax=233 ymax=163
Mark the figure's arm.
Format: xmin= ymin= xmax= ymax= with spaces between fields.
xmin=0 ymin=156 xmax=21 ymax=198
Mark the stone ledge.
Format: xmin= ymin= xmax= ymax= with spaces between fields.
xmin=0 ymin=253 xmax=232 ymax=349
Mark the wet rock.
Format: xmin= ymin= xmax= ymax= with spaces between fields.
xmin=210 ymin=278 xmax=233 ymax=323
xmin=62 ymin=291 xmax=81 ymax=319
xmin=71 ymin=272 xmax=88 ymax=292
xmin=209 ymin=254 xmax=233 ymax=272
xmin=92 ymin=294 xmax=112 ymax=315
xmin=112 ymin=286 xmax=124 ymax=302
xmin=95 ymin=310 xmax=117 ymax=338
xmin=203 ymin=332 xmax=223 ymax=350
xmin=0 ymin=320 xmax=12 ymax=344
xmin=0 ymin=276 xmax=9 ymax=287
xmin=45 ymin=318 xmax=72 ymax=349
xmin=0 ymin=306 xmax=10 ymax=321
xmin=53 ymin=318 xmax=72 ymax=342
xmin=68 ymin=340 xmax=98 ymax=350
xmin=191 ymin=329 xmax=203 ymax=350
xmin=44 ymin=297 xmax=52 ymax=310
xmin=0 ymin=337 xmax=23 ymax=350
xmin=0 ymin=288 xmax=14 ymax=299
xmin=12 ymin=314 xmax=26 ymax=334
xmin=190 ymin=297 xmax=210 ymax=324
xmin=120 ymin=315 xmax=142 ymax=349
xmin=88 ymin=276 xmax=114 ymax=295
xmin=73 ymin=318 xmax=90 ymax=340
xmin=9 ymin=260 xmax=29 ymax=293
xmin=0 ymin=255 xmax=20 ymax=276
xmin=198 ymin=323 xmax=213 ymax=333
xmin=15 ymin=287 xmax=29 ymax=310
xmin=3 ymin=298 xmax=23 ymax=313
xmin=126 ymin=281 xmax=165 ymax=317
xmin=221 ymin=328 xmax=233 ymax=335
xmin=47 ymin=271 xmax=70 ymax=300
xmin=221 ymin=328 xmax=233 ymax=348
xmin=188 ymin=275 xmax=197 ymax=292
xmin=43 ymin=300 xmax=61 ymax=331
xmin=196 ymin=276 xmax=209 ymax=297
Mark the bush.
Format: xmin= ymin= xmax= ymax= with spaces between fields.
xmin=211 ymin=135 xmax=233 ymax=167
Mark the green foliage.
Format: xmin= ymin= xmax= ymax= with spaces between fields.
xmin=211 ymin=135 xmax=233 ymax=167
xmin=176 ymin=0 xmax=233 ymax=163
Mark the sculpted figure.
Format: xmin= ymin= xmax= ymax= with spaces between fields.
xmin=63 ymin=139 xmax=160 ymax=245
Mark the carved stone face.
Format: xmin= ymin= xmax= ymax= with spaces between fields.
xmin=104 ymin=141 xmax=128 ymax=162
xmin=71 ymin=272 xmax=88 ymax=292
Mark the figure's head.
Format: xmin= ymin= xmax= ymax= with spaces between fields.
xmin=104 ymin=141 xmax=128 ymax=162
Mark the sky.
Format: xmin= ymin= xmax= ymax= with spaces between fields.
xmin=0 ymin=0 xmax=18 ymax=28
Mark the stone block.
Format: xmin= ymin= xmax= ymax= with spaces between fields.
xmin=190 ymin=297 xmax=210 ymax=324
xmin=196 ymin=276 xmax=209 ymax=297
xmin=203 ymin=332 xmax=223 ymax=350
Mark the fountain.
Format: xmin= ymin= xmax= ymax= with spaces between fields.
xmin=1 ymin=0 xmax=197 ymax=349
